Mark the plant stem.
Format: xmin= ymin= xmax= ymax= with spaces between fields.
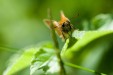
xmin=0 ymin=46 xmax=19 ymax=52
xmin=47 ymin=9 xmax=59 ymax=49
xmin=47 ymin=9 xmax=66 ymax=75
xmin=64 ymin=62 xmax=106 ymax=75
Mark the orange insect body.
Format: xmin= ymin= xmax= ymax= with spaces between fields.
xmin=59 ymin=11 xmax=69 ymax=26
xmin=44 ymin=11 xmax=74 ymax=40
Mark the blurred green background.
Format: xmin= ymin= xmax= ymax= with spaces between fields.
xmin=0 ymin=0 xmax=113 ymax=75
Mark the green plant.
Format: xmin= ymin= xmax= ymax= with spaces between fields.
xmin=3 ymin=13 xmax=113 ymax=75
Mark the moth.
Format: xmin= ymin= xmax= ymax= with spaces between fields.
xmin=44 ymin=11 xmax=75 ymax=41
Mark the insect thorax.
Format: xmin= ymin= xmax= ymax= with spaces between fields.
xmin=61 ymin=20 xmax=71 ymax=33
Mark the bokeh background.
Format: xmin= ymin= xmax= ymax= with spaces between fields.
xmin=0 ymin=0 xmax=113 ymax=75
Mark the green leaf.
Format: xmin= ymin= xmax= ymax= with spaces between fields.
xmin=30 ymin=48 xmax=60 ymax=75
xmin=3 ymin=48 xmax=37 ymax=75
xmin=61 ymin=39 xmax=70 ymax=56
xmin=91 ymin=14 xmax=113 ymax=30
xmin=61 ymin=37 xmax=77 ymax=56
xmin=64 ymin=31 xmax=113 ymax=58
xmin=61 ymin=30 xmax=113 ymax=75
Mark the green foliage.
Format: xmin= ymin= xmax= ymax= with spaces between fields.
xmin=30 ymin=47 xmax=60 ymax=75
xmin=61 ymin=14 xmax=113 ymax=75
xmin=1 ymin=0 xmax=113 ymax=73
xmin=3 ymin=13 xmax=113 ymax=75
xmin=3 ymin=48 xmax=37 ymax=75
xmin=62 ymin=30 xmax=113 ymax=56
xmin=91 ymin=14 xmax=113 ymax=30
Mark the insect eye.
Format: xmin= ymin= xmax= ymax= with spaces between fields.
xmin=62 ymin=23 xmax=65 ymax=27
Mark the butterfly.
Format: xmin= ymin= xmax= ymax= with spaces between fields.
xmin=44 ymin=11 xmax=75 ymax=41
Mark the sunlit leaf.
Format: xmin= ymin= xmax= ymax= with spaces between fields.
xmin=3 ymin=48 xmax=37 ymax=75
xmin=30 ymin=48 xmax=60 ymax=75
xmin=91 ymin=14 xmax=113 ymax=30
xmin=66 ymin=30 xmax=113 ymax=54
xmin=61 ymin=30 xmax=113 ymax=75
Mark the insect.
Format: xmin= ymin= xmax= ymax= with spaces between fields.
xmin=44 ymin=11 xmax=75 ymax=41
